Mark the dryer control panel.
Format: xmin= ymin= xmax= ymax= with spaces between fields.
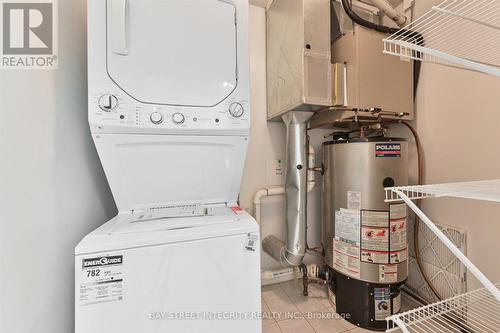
xmin=89 ymin=85 xmax=250 ymax=133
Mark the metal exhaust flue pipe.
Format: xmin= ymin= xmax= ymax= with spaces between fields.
xmin=262 ymin=111 xmax=312 ymax=267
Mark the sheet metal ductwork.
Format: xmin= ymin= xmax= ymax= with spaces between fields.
xmin=262 ymin=111 xmax=312 ymax=266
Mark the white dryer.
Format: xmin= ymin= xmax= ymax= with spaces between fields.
xmin=75 ymin=0 xmax=260 ymax=332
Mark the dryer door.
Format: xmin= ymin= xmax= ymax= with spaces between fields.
xmin=106 ymin=0 xmax=237 ymax=107
xmin=92 ymin=134 xmax=248 ymax=212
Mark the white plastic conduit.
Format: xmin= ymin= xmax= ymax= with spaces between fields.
xmin=370 ymin=0 xmax=407 ymax=27
xmin=253 ymin=187 xmax=285 ymax=224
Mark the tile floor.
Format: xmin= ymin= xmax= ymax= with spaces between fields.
xmin=261 ymin=280 xmax=376 ymax=333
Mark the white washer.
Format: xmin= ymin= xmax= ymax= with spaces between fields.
xmin=76 ymin=1 xmax=260 ymax=332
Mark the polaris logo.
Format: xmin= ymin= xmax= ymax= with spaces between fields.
xmin=376 ymin=144 xmax=400 ymax=151
xmin=375 ymin=143 xmax=401 ymax=158
xmin=82 ymin=255 xmax=123 ymax=269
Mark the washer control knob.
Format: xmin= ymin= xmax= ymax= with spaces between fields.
xmin=172 ymin=113 xmax=185 ymax=124
xmin=228 ymin=102 xmax=244 ymax=118
xmin=150 ymin=112 xmax=163 ymax=124
xmin=98 ymin=94 xmax=118 ymax=112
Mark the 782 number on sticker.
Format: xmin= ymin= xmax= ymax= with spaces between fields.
xmin=86 ymin=269 xmax=101 ymax=277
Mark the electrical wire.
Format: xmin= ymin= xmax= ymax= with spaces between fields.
xmin=400 ymin=121 xmax=443 ymax=301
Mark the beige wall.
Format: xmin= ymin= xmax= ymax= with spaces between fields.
xmin=246 ymin=2 xmax=500 ymax=286
xmin=405 ymin=1 xmax=500 ymax=289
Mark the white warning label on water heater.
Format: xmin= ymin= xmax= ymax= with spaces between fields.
xmin=379 ymin=264 xmax=398 ymax=283
xmin=334 ymin=209 xmax=361 ymax=279
xmin=390 ymin=203 xmax=407 ymax=220
xmin=79 ymin=255 xmax=124 ymax=306
xmin=335 ymin=209 xmax=361 ymax=243
xmin=333 ymin=238 xmax=361 ymax=279
xmin=390 ymin=248 xmax=408 ymax=264
xmin=347 ymin=191 xmax=361 ymax=210
xmin=361 ymin=249 xmax=388 ymax=264
xmin=361 ymin=210 xmax=389 ymax=228
xmin=390 ymin=219 xmax=407 ymax=251
xmin=361 ymin=226 xmax=388 ymax=251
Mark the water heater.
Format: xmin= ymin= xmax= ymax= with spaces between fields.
xmin=322 ymin=138 xmax=409 ymax=330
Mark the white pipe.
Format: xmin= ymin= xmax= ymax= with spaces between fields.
xmin=261 ymin=267 xmax=301 ymax=286
xmin=253 ymin=187 xmax=285 ymax=224
xmin=394 ymin=189 xmax=500 ymax=302
xmin=370 ymin=0 xmax=407 ymax=27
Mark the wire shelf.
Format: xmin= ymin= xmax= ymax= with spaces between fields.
xmin=387 ymin=283 xmax=500 ymax=333
xmin=385 ymin=179 xmax=500 ymax=203
xmin=385 ymin=179 xmax=500 ymax=310
xmin=383 ymin=0 xmax=500 ymax=77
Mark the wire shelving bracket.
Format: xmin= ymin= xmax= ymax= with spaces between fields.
xmin=383 ymin=0 xmax=500 ymax=77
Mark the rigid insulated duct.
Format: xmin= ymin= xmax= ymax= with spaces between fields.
xmin=262 ymin=111 xmax=312 ymax=267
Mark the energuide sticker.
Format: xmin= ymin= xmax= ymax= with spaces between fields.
xmin=244 ymin=233 xmax=258 ymax=252
xmin=79 ymin=255 xmax=124 ymax=306
xmin=374 ymin=287 xmax=391 ymax=320
xmin=333 ymin=209 xmax=361 ymax=279
xmin=375 ymin=143 xmax=401 ymax=158
xmin=379 ymin=264 xmax=398 ymax=283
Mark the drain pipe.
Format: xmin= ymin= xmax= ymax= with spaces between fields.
xmin=262 ymin=111 xmax=312 ymax=267
xmin=254 ymin=187 xmax=285 ymax=224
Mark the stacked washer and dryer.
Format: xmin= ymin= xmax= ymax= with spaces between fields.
xmin=75 ymin=1 xmax=261 ymax=332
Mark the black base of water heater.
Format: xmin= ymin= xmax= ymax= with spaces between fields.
xmin=331 ymin=272 xmax=406 ymax=331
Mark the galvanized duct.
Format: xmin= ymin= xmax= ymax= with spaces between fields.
xmin=262 ymin=111 xmax=312 ymax=267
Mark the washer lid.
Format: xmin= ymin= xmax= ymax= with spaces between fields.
xmin=106 ymin=0 xmax=238 ymax=107
xmin=74 ymin=209 xmax=259 ymax=255
xmin=109 ymin=207 xmax=239 ymax=234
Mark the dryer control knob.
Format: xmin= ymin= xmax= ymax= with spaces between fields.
xmin=150 ymin=112 xmax=163 ymax=124
xmin=98 ymin=94 xmax=118 ymax=112
xmin=172 ymin=113 xmax=185 ymax=124
xmin=228 ymin=102 xmax=244 ymax=118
